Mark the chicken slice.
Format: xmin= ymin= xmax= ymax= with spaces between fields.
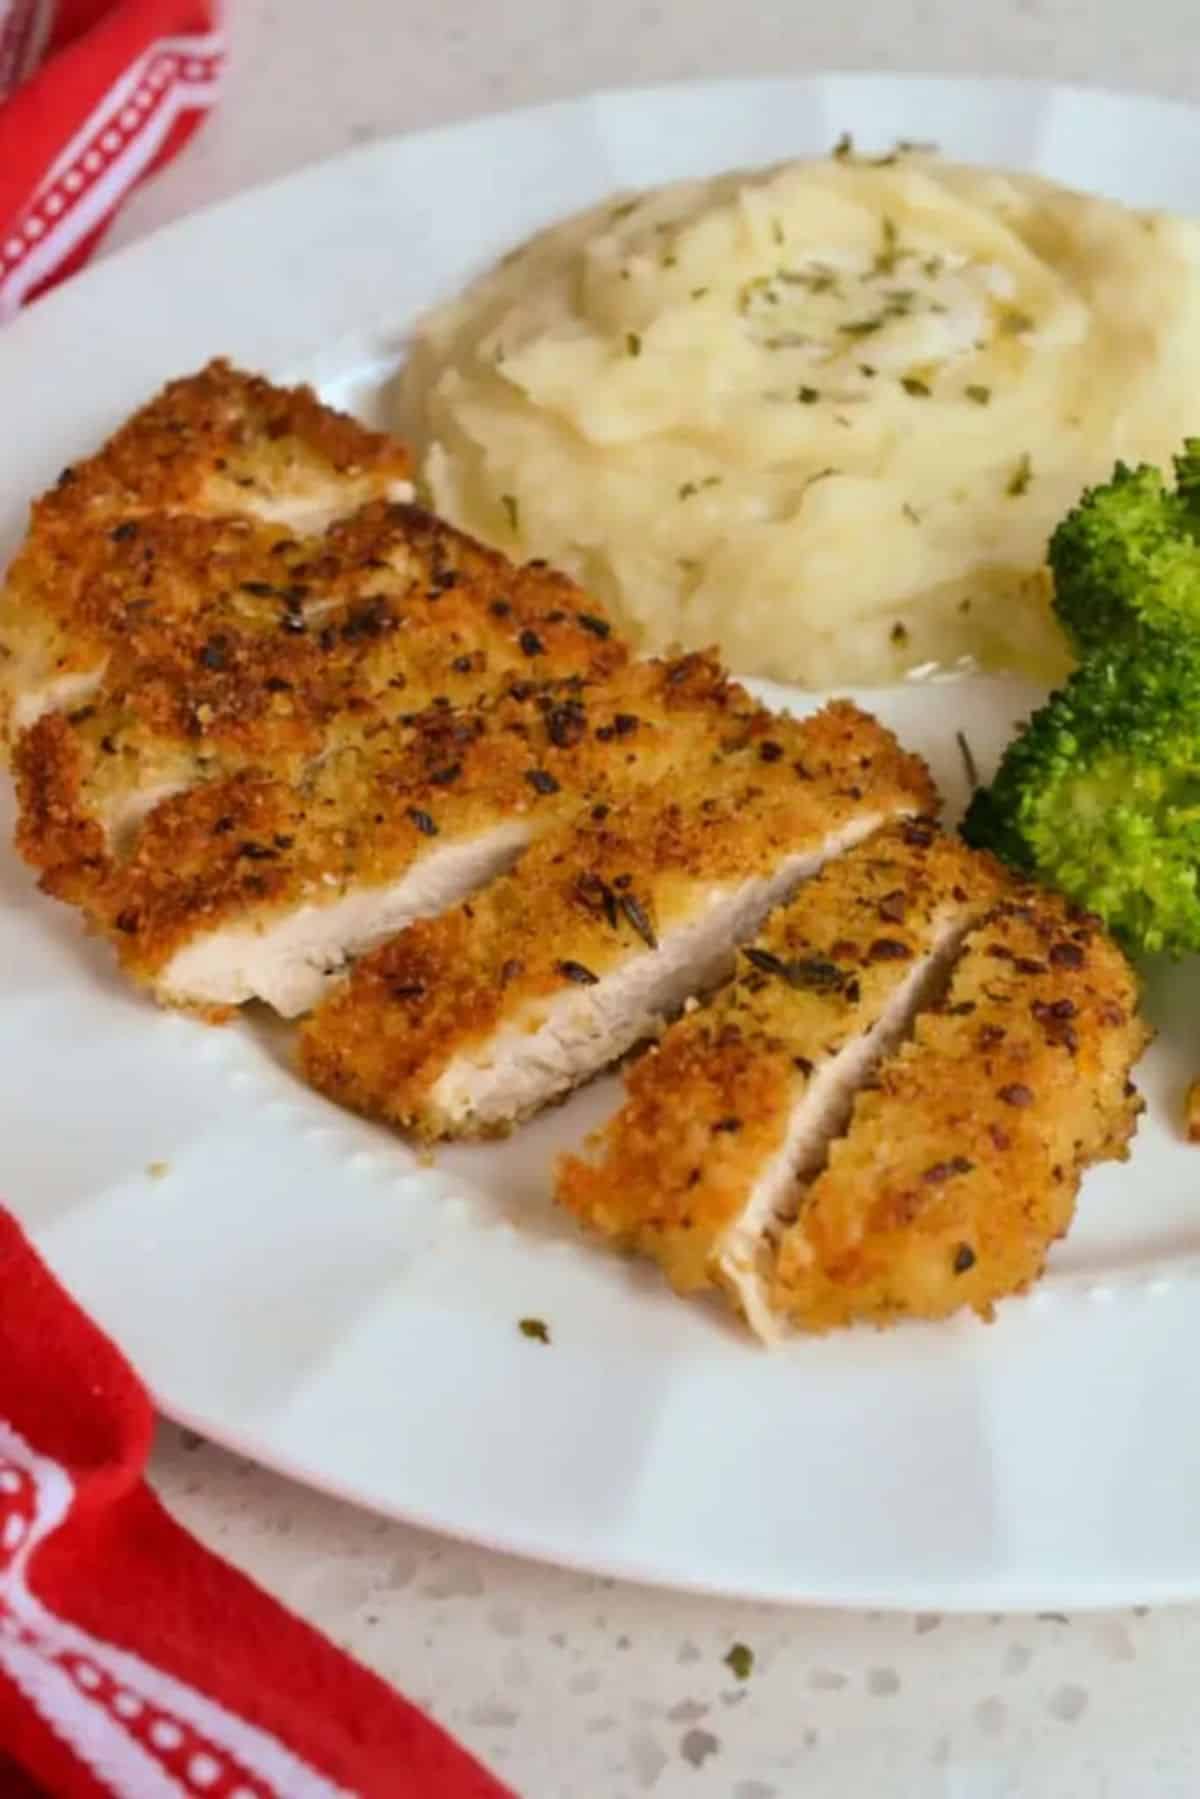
xmin=67 ymin=655 xmax=772 ymax=1016
xmin=18 ymin=356 xmax=413 ymax=532
xmin=49 ymin=356 xmax=415 ymax=528
xmin=0 ymin=361 xmax=414 ymax=739
xmin=12 ymin=502 xmax=626 ymax=865
xmin=765 ymin=888 xmax=1147 ymax=1333
xmin=556 ymin=823 xmax=1007 ymax=1336
xmin=299 ymin=705 xmax=935 ymax=1138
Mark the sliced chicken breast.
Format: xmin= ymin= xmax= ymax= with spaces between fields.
xmin=0 ymin=361 xmax=414 ymax=739
xmin=72 ymin=655 xmax=774 ymax=1016
xmin=12 ymin=501 xmax=626 ymax=867
xmin=556 ymin=823 xmax=1007 ymax=1337
xmin=766 ymin=888 xmax=1147 ymax=1332
xmin=299 ymin=705 xmax=935 ymax=1137
xmin=38 ymin=357 xmax=415 ymax=529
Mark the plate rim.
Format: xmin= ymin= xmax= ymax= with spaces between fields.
xmin=11 ymin=66 xmax=1200 ymax=363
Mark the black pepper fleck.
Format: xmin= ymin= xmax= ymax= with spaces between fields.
xmin=868 ymin=937 xmax=911 ymax=962
xmin=525 ymin=768 xmax=560 ymax=795
xmin=547 ymin=704 xmax=586 ymax=749
xmin=743 ymin=947 xmax=790 ymax=981
xmin=576 ymin=874 xmax=618 ymax=928
xmin=558 ymin=960 xmax=599 ymax=985
xmin=787 ymin=957 xmax=846 ymax=992
xmin=198 ymin=636 xmax=229 ymax=671
xmin=619 ymin=891 xmax=657 ymax=949
xmin=924 ymin=1156 xmax=973 ymax=1184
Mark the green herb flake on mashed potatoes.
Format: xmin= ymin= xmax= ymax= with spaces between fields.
xmin=401 ymin=147 xmax=1200 ymax=688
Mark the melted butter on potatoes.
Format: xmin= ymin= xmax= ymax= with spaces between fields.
xmin=402 ymin=149 xmax=1200 ymax=688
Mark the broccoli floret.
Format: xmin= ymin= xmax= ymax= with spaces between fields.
xmin=1173 ymin=438 xmax=1200 ymax=513
xmin=1049 ymin=449 xmax=1200 ymax=658
xmin=962 ymin=650 xmax=1200 ymax=957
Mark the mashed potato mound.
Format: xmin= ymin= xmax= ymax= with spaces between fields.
xmin=402 ymin=149 xmax=1200 ymax=687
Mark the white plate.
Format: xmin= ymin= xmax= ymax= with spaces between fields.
xmin=5 ymin=74 xmax=1200 ymax=1612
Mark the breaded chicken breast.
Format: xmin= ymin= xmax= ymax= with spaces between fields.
xmin=556 ymin=822 xmax=1007 ymax=1336
xmin=767 ymin=888 xmax=1146 ymax=1332
xmin=299 ymin=705 xmax=935 ymax=1137
xmin=560 ymin=837 xmax=1146 ymax=1339
xmin=0 ymin=361 xmax=414 ymax=738
xmin=12 ymin=501 xmax=626 ymax=864
xmin=4 ymin=363 xmax=694 ymax=1013
xmin=70 ymin=654 xmax=775 ymax=1016
xmin=28 ymin=357 xmax=415 ymax=529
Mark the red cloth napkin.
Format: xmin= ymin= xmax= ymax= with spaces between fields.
xmin=0 ymin=1208 xmax=514 ymax=1799
xmin=0 ymin=1 xmax=224 ymax=322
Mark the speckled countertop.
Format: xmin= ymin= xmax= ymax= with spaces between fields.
xmin=156 ymin=1423 xmax=1198 ymax=1797
xmin=103 ymin=2 xmax=1200 ymax=1793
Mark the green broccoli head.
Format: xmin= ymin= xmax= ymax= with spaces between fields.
xmin=961 ymin=650 xmax=1200 ymax=957
xmin=1173 ymin=437 xmax=1200 ymax=512
xmin=1049 ymin=461 xmax=1200 ymax=658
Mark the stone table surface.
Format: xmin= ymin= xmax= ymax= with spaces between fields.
xmin=99 ymin=1 xmax=1200 ymax=1792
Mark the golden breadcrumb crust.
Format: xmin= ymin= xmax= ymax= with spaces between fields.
xmin=768 ymin=889 xmax=1147 ymax=1331
xmin=299 ymin=704 xmax=935 ymax=1136
xmin=12 ymin=500 xmax=628 ymax=876
xmin=0 ymin=359 xmax=414 ymax=740
xmin=40 ymin=653 xmax=771 ymax=981
xmin=18 ymin=503 xmax=624 ymax=759
xmin=27 ymin=356 xmax=411 ymax=528
xmin=556 ymin=823 xmax=1007 ymax=1294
